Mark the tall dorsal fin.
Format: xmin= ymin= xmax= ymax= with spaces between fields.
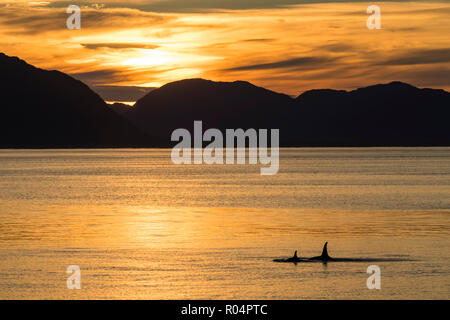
xmin=321 ymin=242 xmax=329 ymax=258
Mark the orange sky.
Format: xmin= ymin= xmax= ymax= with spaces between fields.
xmin=1 ymin=1 xmax=449 ymax=100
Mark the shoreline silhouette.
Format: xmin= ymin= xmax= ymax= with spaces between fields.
xmin=1 ymin=52 xmax=450 ymax=148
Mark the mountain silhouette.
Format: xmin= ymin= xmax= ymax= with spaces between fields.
xmin=126 ymin=78 xmax=450 ymax=146
xmin=0 ymin=53 xmax=161 ymax=148
xmin=1 ymin=53 xmax=449 ymax=147
xmin=290 ymin=82 xmax=450 ymax=146
xmin=126 ymin=78 xmax=293 ymax=140
xmin=109 ymin=102 xmax=133 ymax=116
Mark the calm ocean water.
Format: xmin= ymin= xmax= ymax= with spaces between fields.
xmin=0 ymin=148 xmax=449 ymax=299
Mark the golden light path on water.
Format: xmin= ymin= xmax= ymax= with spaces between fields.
xmin=0 ymin=148 xmax=449 ymax=299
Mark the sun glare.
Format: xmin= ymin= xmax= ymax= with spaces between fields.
xmin=121 ymin=50 xmax=175 ymax=68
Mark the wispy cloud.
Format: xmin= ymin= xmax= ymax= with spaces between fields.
xmin=224 ymin=56 xmax=338 ymax=71
xmin=40 ymin=0 xmax=450 ymax=13
xmin=1 ymin=1 xmax=450 ymax=96
xmin=373 ymin=48 xmax=450 ymax=66
xmin=0 ymin=6 xmax=171 ymax=34
xmin=81 ymin=43 xmax=160 ymax=50
xmin=70 ymin=69 xmax=129 ymax=84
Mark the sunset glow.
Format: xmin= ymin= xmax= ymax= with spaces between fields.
xmin=1 ymin=1 xmax=450 ymax=301
xmin=1 ymin=1 xmax=449 ymax=97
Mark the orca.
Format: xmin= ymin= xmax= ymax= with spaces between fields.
xmin=308 ymin=242 xmax=334 ymax=262
xmin=307 ymin=242 xmax=412 ymax=262
xmin=273 ymin=242 xmax=412 ymax=264
xmin=273 ymin=250 xmax=305 ymax=263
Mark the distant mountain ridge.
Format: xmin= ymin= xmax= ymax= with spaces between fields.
xmin=0 ymin=53 xmax=162 ymax=148
xmin=109 ymin=102 xmax=134 ymax=116
xmin=126 ymin=78 xmax=293 ymax=140
xmin=124 ymin=78 xmax=450 ymax=146
xmin=1 ymin=53 xmax=449 ymax=147
xmin=289 ymin=81 xmax=450 ymax=146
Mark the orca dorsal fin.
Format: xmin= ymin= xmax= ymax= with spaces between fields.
xmin=294 ymin=250 xmax=298 ymax=259
xmin=321 ymin=242 xmax=329 ymax=258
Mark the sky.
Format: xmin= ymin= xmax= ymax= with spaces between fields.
xmin=1 ymin=1 xmax=449 ymax=101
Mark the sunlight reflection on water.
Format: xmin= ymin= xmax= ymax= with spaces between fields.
xmin=0 ymin=148 xmax=449 ymax=299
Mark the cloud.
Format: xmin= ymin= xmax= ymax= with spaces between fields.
xmin=0 ymin=7 xmax=67 ymax=34
xmin=70 ymin=69 xmax=128 ymax=84
xmin=374 ymin=48 xmax=450 ymax=66
xmin=69 ymin=66 xmax=172 ymax=87
xmin=81 ymin=43 xmax=160 ymax=50
xmin=2 ymin=1 xmax=450 ymax=95
xmin=0 ymin=6 xmax=171 ymax=35
xmin=241 ymin=38 xmax=275 ymax=43
xmin=44 ymin=0 xmax=331 ymax=13
xmin=378 ymin=67 xmax=450 ymax=88
xmin=137 ymin=0 xmax=307 ymax=12
xmin=316 ymin=43 xmax=354 ymax=53
xmin=28 ymin=1 xmax=51 ymax=6
xmin=224 ymin=56 xmax=338 ymax=71
xmin=43 ymin=0 xmax=446 ymax=13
